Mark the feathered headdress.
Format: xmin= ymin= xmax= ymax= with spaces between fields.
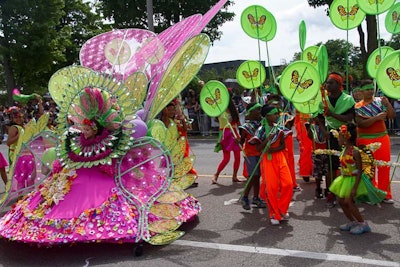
xmin=68 ymin=87 xmax=121 ymax=131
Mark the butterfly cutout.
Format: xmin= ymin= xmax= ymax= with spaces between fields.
xmin=299 ymin=79 xmax=313 ymax=90
xmin=242 ymin=68 xmax=259 ymax=81
xmin=290 ymin=70 xmax=299 ymax=86
xmin=337 ymin=4 xmax=359 ymax=21
xmin=247 ymin=14 xmax=267 ymax=29
xmin=368 ymin=0 xmax=384 ymax=4
xmin=290 ymin=70 xmax=313 ymax=93
xmin=205 ymin=88 xmax=222 ymax=108
xmin=392 ymin=11 xmax=399 ymax=25
xmin=375 ymin=55 xmax=381 ymax=68
xmin=302 ymin=98 xmax=317 ymax=106
xmin=307 ymin=52 xmax=318 ymax=64
xmin=386 ymin=67 xmax=400 ymax=87
xmin=356 ymin=145 xmax=376 ymax=180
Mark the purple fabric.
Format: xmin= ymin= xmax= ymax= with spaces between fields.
xmin=0 ymin=152 xmax=8 ymax=168
xmin=143 ymin=15 xmax=202 ymax=119
xmin=12 ymin=155 xmax=35 ymax=191
xmin=220 ymin=129 xmax=241 ymax=152
xmin=79 ymin=29 xmax=156 ymax=80
xmin=45 ymin=167 xmax=114 ymax=218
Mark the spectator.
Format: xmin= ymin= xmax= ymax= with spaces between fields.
xmin=352 ymin=87 xmax=363 ymax=102
xmin=184 ymin=89 xmax=200 ymax=133
xmin=393 ymin=99 xmax=400 ymax=135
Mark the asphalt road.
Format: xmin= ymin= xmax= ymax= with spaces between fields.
xmin=0 ymin=137 xmax=399 ymax=267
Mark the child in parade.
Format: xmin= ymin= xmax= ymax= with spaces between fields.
xmin=329 ymin=123 xmax=377 ymax=234
xmin=305 ymin=112 xmax=329 ymax=199
xmin=239 ymin=102 xmax=266 ymax=210
xmin=212 ymin=95 xmax=242 ymax=184
xmin=323 ymin=72 xmax=355 ymax=208
xmin=251 ymin=105 xmax=293 ymax=225
xmin=269 ymin=98 xmax=300 ymax=192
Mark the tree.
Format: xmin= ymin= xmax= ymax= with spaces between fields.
xmin=307 ymin=0 xmax=378 ymax=78
xmin=98 ymin=0 xmax=235 ymax=44
xmin=290 ymin=39 xmax=364 ymax=81
xmin=321 ymin=39 xmax=363 ymax=80
xmin=383 ymin=34 xmax=400 ymax=50
xmin=0 ymin=0 xmax=106 ymax=105
xmin=56 ymin=0 xmax=110 ymax=68
xmin=0 ymin=0 xmax=66 ymax=104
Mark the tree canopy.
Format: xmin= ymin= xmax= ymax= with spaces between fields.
xmin=1 ymin=0 xmax=66 ymax=103
xmin=0 ymin=0 xmax=234 ymax=105
xmin=0 ymin=0 xmax=106 ymax=104
xmin=307 ymin=0 xmax=378 ymax=78
xmin=294 ymin=39 xmax=362 ymax=75
xmin=98 ymin=0 xmax=235 ymax=43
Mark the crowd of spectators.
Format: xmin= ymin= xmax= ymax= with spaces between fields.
xmin=0 ymin=95 xmax=59 ymax=141
xmin=1 ymin=84 xmax=400 ymax=138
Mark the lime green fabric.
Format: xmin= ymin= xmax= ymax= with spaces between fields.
xmin=325 ymin=93 xmax=355 ymax=130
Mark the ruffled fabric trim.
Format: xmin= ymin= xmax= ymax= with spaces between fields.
xmin=0 ymin=188 xmax=139 ymax=244
xmin=0 ymin=189 xmax=200 ymax=244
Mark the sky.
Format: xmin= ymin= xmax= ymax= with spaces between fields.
xmin=205 ymin=0 xmax=393 ymax=66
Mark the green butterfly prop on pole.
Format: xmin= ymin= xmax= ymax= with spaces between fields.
xmin=199 ymin=80 xmax=247 ymax=158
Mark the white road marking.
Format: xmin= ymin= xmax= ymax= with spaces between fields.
xmin=173 ymin=240 xmax=400 ymax=267
xmin=223 ymin=198 xmax=239 ymax=205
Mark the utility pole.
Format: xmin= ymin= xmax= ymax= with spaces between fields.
xmin=146 ymin=0 xmax=154 ymax=32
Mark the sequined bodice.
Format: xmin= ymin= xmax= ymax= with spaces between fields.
xmin=339 ymin=146 xmax=358 ymax=176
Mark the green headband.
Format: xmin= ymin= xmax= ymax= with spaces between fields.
xmin=360 ymin=84 xmax=374 ymax=91
xmin=352 ymin=87 xmax=361 ymax=92
xmin=246 ymin=103 xmax=262 ymax=116
xmin=266 ymin=107 xmax=279 ymax=115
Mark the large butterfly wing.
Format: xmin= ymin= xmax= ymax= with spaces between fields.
xmin=357 ymin=145 xmax=375 ymax=180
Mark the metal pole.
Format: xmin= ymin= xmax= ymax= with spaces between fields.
xmin=146 ymin=0 xmax=154 ymax=32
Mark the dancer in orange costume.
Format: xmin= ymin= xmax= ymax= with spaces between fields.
xmin=271 ymin=97 xmax=299 ymax=192
xmin=355 ymin=80 xmax=395 ymax=203
xmin=251 ymin=105 xmax=293 ymax=225
xmin=295 ymin=111 xmax=313 ymax=182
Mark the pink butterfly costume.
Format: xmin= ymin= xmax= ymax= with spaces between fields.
xmin=0 ymin=86 xmax=200 ymax=244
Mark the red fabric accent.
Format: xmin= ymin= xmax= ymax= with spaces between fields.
xmin=178 ymin=123 xmax=198 ymax=177
xmin=216 ymin=150 xmax=241 ymax=174
xmin=328 ymin=73 xmax=344 ymax=91
xmin=355 ymin=100 xmax=387 ymax=134
xmin=295 ymin=115 xmax=313 ymax=176
xmin=242 ymin=162 xmax=248 ymax=178
xmin=357 ymin=120 xmax=386 ymax=135
xmin=284 ymin=134 xmax=297 ymax=187
xmin=243 ymin=131 xmax=260 ymax=156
